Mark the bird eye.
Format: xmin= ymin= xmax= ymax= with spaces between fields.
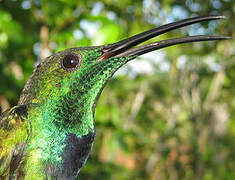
xmin=61 ymin=53 xmax=81 ymax=71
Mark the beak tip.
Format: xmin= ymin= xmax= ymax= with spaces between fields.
xmin=225 ymin=36 xmax=232 ymax=39
xmin=217 ymin=15 xmax=227 ymax=19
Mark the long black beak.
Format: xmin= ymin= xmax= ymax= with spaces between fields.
xmin=99 ymin=15 xmax=230 ymax=61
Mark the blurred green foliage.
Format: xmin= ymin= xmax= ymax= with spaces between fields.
xmin=0 ymin=0 xmax=234 ymax=179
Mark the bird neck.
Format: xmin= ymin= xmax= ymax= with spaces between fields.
xmin=28 ymin=88 xmax=98 ymax=138
xmin=23 ymin=88 xmax=98 ymax=178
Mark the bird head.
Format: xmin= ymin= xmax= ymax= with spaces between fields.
xmin=18 ymin=15 xmax=229 ymax=134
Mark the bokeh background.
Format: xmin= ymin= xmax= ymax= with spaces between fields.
xmin=0 ymin=0 xmax=234 ymax=179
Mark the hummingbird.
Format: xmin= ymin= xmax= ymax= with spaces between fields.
xmin=0 ymin=15 xmax=230 ymax=179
